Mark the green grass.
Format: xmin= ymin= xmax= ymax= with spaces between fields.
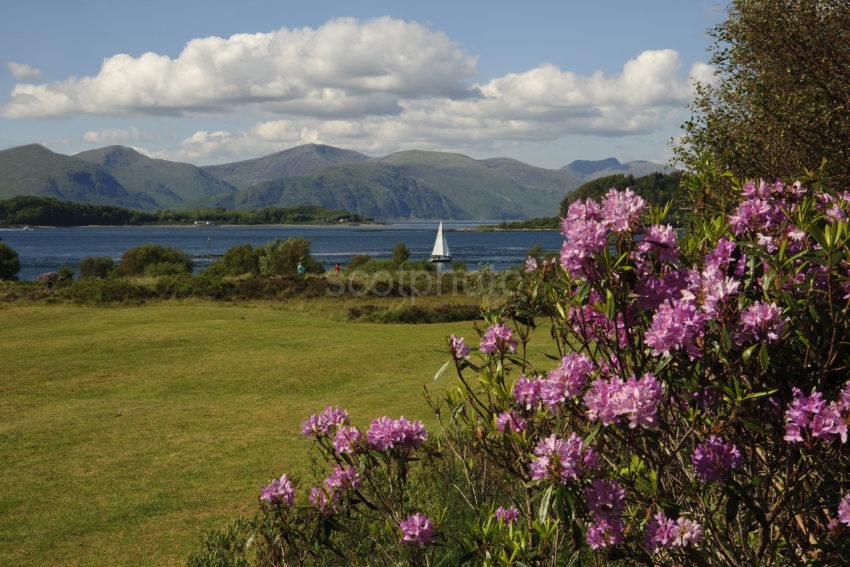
xmin=0 ymin=299 xmax=480 ymax=566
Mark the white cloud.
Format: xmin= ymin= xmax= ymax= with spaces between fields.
xmin=82 ymin=126 xmax=153 ymax=144
xmin=173 ymin=49 xmax=709 ymax=163
xmin=6 ymin=62 xmax=42 ymax=79
xmin=2 ymin=17 xmax=475 ymax=118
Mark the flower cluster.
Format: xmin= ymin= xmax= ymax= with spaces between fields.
xmin=332 ymin=425 xmax=363 ymax=455
xmin=645 ymin=298 xmax=705 ymax=359
xmin=449 ymin=334 xmax=470 ymax=360
xmin=584 ymin=479 xmax=625 ymax=549
xmin=738 ymin=301 xmax=786 ymax=343
xmin=479 ymin=323 xmax=517 ymax=354
xmin=637 ymin=224 xmax=679 ymax=263
xmin=644 ymin=511 xmax=703 ymax=552
xmin=366 ymin=416 xmax=428 ymax=451
xmin=784 ymin=387 xmax=849 ymax=443
xmin=399 ymin=513 xmax=436 ymax=546
xmin=260 ymin=474 xmax=295 ymax=506
xmin=495 ymin=410 xmax=526 ymax=433
xmin=301 ymin=406 xmax=349 ymax=438
xmin=839 ymin=494 xmax=850 ymax=527
xmin=510 ymin=354 xmax=594 ymax=412
xmin=529 ymin=433 xmax=595 ymax=484
xmin=308 ymin=465 xmax=361 ymax=514
xmin=691 ymin=436 xmax=741 ymax=484
xmin=583 ymin=373 xmax=665 ymax=429
xmin=495 ymin=506 xmax=519 ymax=524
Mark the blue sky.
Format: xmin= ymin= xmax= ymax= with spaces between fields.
xmin=0 ymin=0 xmax=724 ymax=167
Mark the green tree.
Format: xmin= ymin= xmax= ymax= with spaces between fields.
xmin=118 ymin=244 xmax=192 ymax=276
xmin=220 ymin=243 xmax=260 ymax=276
xmin=258 ymin=238 xmax=323 ymax=276
xmin=392 ymin=242 xmax=410 ymax=264
xmin=676 ymin=0 xmax=850 ymax=202
xmin=0 ymin=243 xmax=20 ymax=280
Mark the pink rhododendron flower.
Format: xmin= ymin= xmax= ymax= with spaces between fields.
xmin=585 ymin=479 xmax=625 ymax=519
xmin=739 ymin=301 xmax=786 ymax=343
xmin=400 ymin=513 xmax=436 ymax=546
xmin=512 ymin=374 xmax=543 ymax=410
xmin=692 ymin=436 xmax=741 ymax=484
xmin=308 ymin=485 xmax=335 ymax=514
xmin=539 ymin=353 xmax=595 ymax=408
xmin=638 ymin=224 xmax=679 ymax=262
xmin=529 ymin=433 xmax=588 ymax=484
xmin=495 ymin=410 xmax=526 ymax=433
xmin=449 ymin=334 xmax=470 ymax=360
xmin=586 ymin=516 xmax=624 ymax=549
xmin=560 ymin=199 xmax=608 ymax=277
xmin=645 ymin=511 xmax=702 ymax=551
xmin=479 ymin=323 xmax=517 ymax=354
xmin=839 ymin=493 xmax=850 ymax=527
xmin=783 ymin=388 xmax=847 ymax=443
xmin=601 ymin=188 xmax=646 ymax=233
xmin=645 ymin=298 xmax=705 ymax=359
xmin=495 ymin=506 xmax=519 ymax=524
xmin=366 ymin=416 xmax=428 ymax=451
xmin=524 ymin=256 xmax=539 ymax=272
xmin=584 ymin=373 xmax=665 ymax=429
xmin=301 ymin=406 xmax=349 ymax=438
xmin=332 ymin=426 xmax=363 ymax=455
xmin=260 ymin=474 xmax=295 ymax=506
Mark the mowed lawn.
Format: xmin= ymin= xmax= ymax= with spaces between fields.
xmin=0 ymin=301 xmax=477 ymax=566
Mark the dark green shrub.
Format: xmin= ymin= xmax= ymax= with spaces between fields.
xmin=79 ymin=256 xmax=114 ymax=279
xmin=392 ymin=242 xmax=410 ymax=264
xmin=118 ymin=244 xmax=192 ymax=276
xmin=0 ymin=243 xmax=20 ymax=281
xmin=57 ymin=265 xmax=74 ymax=283
xmin=258 ymin=238 xmax=323 ymax=275
xmin=451 ymin=260 xmax=468 ymax=272
xmin=143 ymin=261 xmax=192 ymax=277
xmin=220 ymin=243 xmax=260 ymax=276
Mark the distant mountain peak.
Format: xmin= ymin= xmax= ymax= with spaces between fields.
xmin=563 ymin=157 xmax=621 ymax=176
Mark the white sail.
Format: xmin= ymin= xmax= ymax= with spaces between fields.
xmin=430 ymin=221 xmax=451 ymax=259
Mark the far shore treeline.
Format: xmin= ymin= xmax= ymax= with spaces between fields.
xmin=0 ymin=196 xmax=372 ymax=227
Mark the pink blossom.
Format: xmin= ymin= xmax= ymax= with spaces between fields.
xmin=449 ymin=334 xmax=470 ymax=360
xmin=584 ymin=373 xmax=665 ymax=429
xmin=584 ymin=479 xmax=625 ymax=519
xmin=332 ymin=426 xmax=363 ymax=455
xmin=601 ymin=188 xmax=646 ymax=233
xmin=645 ymin=511 xmax=702 ymax=551
xmin=308 ymin=485 xmax=335 ymax=514
xmin=260 ymin=474 xmax=295 ymax=506
xmin=729 ymin=198 xmax=774 ymax=236
xmin=560 ymin=199 xmax=608 ymax=277
xmin=495 ymin=506 xmax=520 ymax=524
xmin=783 ymin=388 xmax=847 ymax=443
xmin=524 ymin=256 xmax=539 ymax=272
xmin=480 ymin=324 xmax=517 ymax=354
xmin=645 ymin=298 xmax=705 ymax=359
xmin=301 ymin=406 xmax=349 ymax=438
xmin=495 ymin=410 xmax=526 ymax=433
xmin=400 ymin=513 xmax=436 ymax=546
xmin=739 ymin=301 xmax=785 ymax=343
xmin=539 ymin=353 xmax=594 ymax=408
xmin=586 ymin=516 xmax=624 ymax=549
xmin=512 ymin=375 xmax=543 ymax=410
xmin=692 ymin=436 xmax=741 ymax=484
xmin=529 ymin=433 xmax=587 ymax=484
xmin=638 ymin=224 xmax=679 ymax=262
xmin=366 ymin=416 xmax=428 ymax=451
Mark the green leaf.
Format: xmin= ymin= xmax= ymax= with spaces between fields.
xmin=433 ymin=359 xmax=451 ymax=381
xmin=538 ymin=486 xmax=554 ymax=523
xmin=758 ymin=343 xmax=770 ymax=372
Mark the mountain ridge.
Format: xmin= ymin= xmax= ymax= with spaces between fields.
xmin=0 ymin=142 xmax=672 ymax=219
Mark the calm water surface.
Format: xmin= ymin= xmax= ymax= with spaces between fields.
xmin=1 ymin=222 xmax=563 ymax=280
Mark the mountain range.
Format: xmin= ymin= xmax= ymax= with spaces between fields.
xmin=0 ymin=143 xmax=673 ymax=219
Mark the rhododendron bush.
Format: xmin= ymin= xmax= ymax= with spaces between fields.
xmin=190 ymin=180 xmax=850 ymax=566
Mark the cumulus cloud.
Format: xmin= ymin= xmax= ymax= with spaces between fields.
xmin=6 ymin=62 xmax=42 ymax=79
xmin=2 ymin=17 xmax=475 ymax=118
xmin=174 ymin=49 xmax=708 ymax=163
xmin=82 ymin=126 xmax=153 ymax=144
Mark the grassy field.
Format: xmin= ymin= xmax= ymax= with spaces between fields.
xmin=0 ymin=299 xmax=482 ymax=566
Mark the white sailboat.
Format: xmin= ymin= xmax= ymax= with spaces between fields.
xmin=429 ymin=221 xmax=452 ymax=263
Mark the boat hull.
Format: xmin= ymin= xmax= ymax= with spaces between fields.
xmin=429 ymin=255 xmax=452 ymax=263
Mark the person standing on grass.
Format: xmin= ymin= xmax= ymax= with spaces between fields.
xmin=297 ymin=261 xmax=306 ymax=275
xmin=334 ymin=262 xmax=341 ymax=273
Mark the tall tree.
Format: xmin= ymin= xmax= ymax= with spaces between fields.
xmin=676 ymin=0 xmax=850 ymax=194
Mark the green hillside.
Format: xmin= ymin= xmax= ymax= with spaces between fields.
xmin=0 ymin=144 xmax=155 ymax=209
xmin=201 ymin=143 xmax=369 ymax=189
xmin=76 ymin=146 xmax=237 ymax=209
xmin=211 ymin=150 xmax=581 ymax=219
